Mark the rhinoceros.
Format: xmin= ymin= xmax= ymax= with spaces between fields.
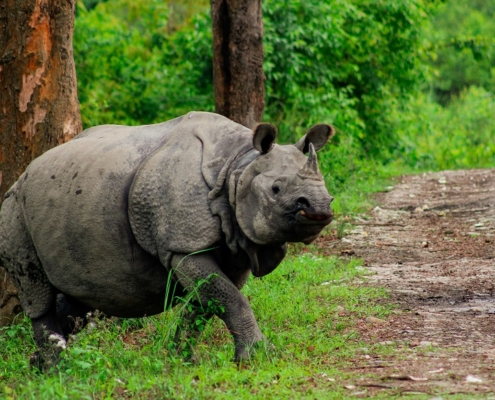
xmin=0 ymin=112 xmax=334 ymax=368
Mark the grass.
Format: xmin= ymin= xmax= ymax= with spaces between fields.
xmin=0 ymin=254 xmax=394 ymax=399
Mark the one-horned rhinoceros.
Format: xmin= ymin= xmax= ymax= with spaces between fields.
xmin=0 ymin=111 xmax=334 ymax=368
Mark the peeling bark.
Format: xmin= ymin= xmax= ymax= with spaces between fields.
xmin=0 ymin=0 xmax=82 ymax=327
xmin=211 ymin=0 xmax=265 ymax=129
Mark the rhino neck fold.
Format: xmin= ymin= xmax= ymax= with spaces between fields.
xmin=207 ymin=149 xmax=287 ymax=278
xmin=207 ymin=148 xmax=276 ymax=276
xmin=207 ymin=148 xmax=258 ymax=251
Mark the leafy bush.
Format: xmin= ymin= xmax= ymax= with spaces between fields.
xmin=392 ymin=86 xmax=495 ymax=171
xmin=425 ymin=0 xmax=495 ymax=104
xmin=75 ymin=0 xmax=433 ymax=141
xmin=74 ymin=0 xmax=213 ymax=127
xmin=74 ymin=0 xmax=495 ymax=216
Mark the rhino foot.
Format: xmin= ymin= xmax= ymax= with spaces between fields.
xmin=29 ymin=342 xmax=64 ymax=373
xmin=234 ymin=334 xmax=273 ymax=362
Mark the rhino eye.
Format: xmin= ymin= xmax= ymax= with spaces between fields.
xmin=272 ymin=185 xmax=280 ymax=194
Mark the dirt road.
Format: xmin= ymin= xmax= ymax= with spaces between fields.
xmin=325 ymin=169 xmax=495 ymax=396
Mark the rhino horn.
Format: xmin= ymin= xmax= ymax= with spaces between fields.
xmin=298 ymin=143 xmax=321 ymax=177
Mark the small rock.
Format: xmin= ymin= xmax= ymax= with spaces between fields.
xmin=466 ymin=375 xmax=483 ymax=383
xmin=366 ymin=316 xmax=385 ymax=325
xmin=191 ymin=376 xmax=200 ymax=386
xmin=488 ymin=309 xmax=495 ymax=314
xmin=421 ymin=241 xmax=429 ymax=248
xmin=419 ymin=341 xmax=434 ymax=347
xmin=410 ymin=376 xmax=428 ymax=382
xmin=379 ymin=341 xmax=395 ymax=345
xmin=414 ymin=207 xmax=423 ymax=213
xmin=335 ymin=306 xmax=345 ymax=313
xmin=438 ymin=177 xmax=447 ymax=184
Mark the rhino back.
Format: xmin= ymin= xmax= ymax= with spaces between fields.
xmin=18 ymin=120 xmax=183 ymax=316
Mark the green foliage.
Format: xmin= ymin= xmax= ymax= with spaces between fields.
xmin=74 ymin=0 xmax=432 ymax=144
xmin=263 ymin=0 xmax=432 ymax=150
xmin=391 ymin=87 xmax=495 ymax=171
xmin=425 ymin=0 xmax=495 ymax=104
xmin=73 ymin=0 xmax=495 ymax=218
xmin=0 ymin=255 xmax=392 ymax=398
xmin=74 ymin=0 xmax=213 ymax=127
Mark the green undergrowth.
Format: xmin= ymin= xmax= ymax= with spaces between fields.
xmin=0 ymin=255 xmax=394 ymax=399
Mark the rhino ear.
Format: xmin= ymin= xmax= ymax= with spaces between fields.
xmin=253 ymin=123 xmax=277 ymax=154
xmin=294 ymin=124 xmax=335 ymax=153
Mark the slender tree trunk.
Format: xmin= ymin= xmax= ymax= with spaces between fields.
xmin=0 ymin=0 xmax=82 ymax=327
xmin=211 ymin=0 xmax=265 ymax=129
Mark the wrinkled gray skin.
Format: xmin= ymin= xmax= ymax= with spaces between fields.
xmin=0 ymin=112 xmax=334 ymax=368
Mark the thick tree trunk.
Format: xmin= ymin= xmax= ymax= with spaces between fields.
xmin=211 ymin=0 xmax=265 ymax=129
xmin=0 ymin=0 xmax=82 ymax=327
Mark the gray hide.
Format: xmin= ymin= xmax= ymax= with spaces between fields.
xmin=0 ymin=112 xmax=334 ymax=366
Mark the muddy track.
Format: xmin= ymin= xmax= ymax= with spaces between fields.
xmin=323 ymin=169 xmax=495 ymax=396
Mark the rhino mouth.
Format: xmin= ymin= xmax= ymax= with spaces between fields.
xmin=295 ymin=209 xmax=333 ymax=225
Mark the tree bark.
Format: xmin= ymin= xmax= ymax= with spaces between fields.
xmin=0 ymin=0 xmax=82 ymax=327
xmin=211 ymin=0 xmax=265 ymax=129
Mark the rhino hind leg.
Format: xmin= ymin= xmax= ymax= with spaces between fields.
xmin=29 ymin=300 xmax=67 ymax=372
xmin=28 ymin=290 xmax=90 ymax=372
xmin=56 ymin=293 xmax=91 ymax=337
xmin=0 ymin=194 xmax=65 ymax=370
xmin=170 ymin=253 xmax=265 ymax=362
xmin=0 ymin=193 xmax=55 ymax=320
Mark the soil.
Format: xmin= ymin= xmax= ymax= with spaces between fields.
xmin=320 ymin=169 xmax=495 ymax=397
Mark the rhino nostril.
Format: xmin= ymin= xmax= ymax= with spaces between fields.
xmin=296 ymin=197 xmax=310 ymax=209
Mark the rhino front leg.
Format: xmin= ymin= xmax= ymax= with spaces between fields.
xmin=171 ymin=253 xmax=264 ymax=361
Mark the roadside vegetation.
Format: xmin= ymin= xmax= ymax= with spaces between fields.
xmin=73 ymin=0 xmax=495 ymax=215
xmin=1 ymin=0 xmax=494 ymax=397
